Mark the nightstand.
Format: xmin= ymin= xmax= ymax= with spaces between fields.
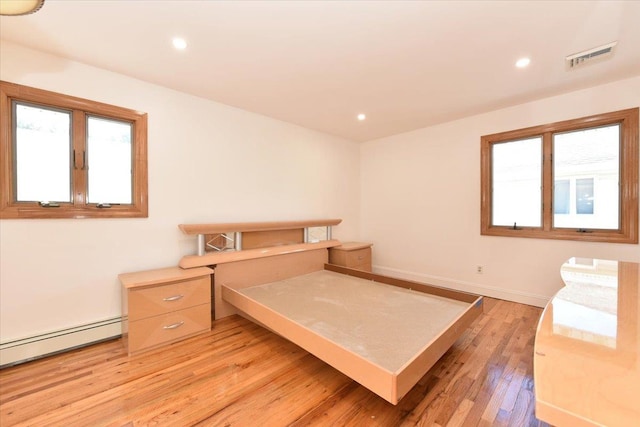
xmin=329 ymin=242 xmax=373 ymax=272
xmin=119 ymin=266 xmax=213 ymax=355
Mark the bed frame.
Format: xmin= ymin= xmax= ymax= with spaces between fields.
xmin=178 ymin=220 xmax=483 ymax=404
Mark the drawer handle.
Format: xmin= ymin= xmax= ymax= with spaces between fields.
xmin=163 ymin=294 xmax=184 ymax=302
xmin=163 ymin=321 xmax=185 ymax=330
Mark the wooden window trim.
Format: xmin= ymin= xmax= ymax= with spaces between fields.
xmin=481 ymin=108 xmax=638 ymax=244
xmin=0 ymin=81 xmax=148 ymax=219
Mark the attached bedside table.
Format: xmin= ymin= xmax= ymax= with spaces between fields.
xmin=119 ymin=266 xmax=213 ymax=355
xmin=329 ymin=242 xmax=373 ymax=272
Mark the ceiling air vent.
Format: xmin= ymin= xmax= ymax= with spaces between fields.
xmin=566 ymin=41 xmax=617 ymax=69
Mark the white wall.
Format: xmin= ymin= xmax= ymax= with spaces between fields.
xmin=0 ymin=41 xmax=361 ymax=343
xmin=361 ymin=76 xmax=640 ymax=307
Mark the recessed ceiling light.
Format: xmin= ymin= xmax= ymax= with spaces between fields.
xmin=515 ymin=57 xmax=531 ymax=68
xmin=357 ymin=113 xmax=366 ymax=121
xmin=172 ymin=37 xmax=187 ymax=50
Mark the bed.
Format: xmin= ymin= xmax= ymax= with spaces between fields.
xmin=178 ymin=220 xmax=483 ymax=405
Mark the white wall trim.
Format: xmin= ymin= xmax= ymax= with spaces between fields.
xmin=373 ymin=265 xmax=551 ymax=308
xmin=0 ymin=317 xmax=122 ymax=367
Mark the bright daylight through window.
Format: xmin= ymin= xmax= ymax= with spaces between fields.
xmin=0 ymin=81 xmax=148 ymax=219
xmin=481 ymin=108 xmax=638 ymax=244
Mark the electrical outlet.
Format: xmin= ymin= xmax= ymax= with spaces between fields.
xmin=476 ymin=265 xmax=483 ymax=274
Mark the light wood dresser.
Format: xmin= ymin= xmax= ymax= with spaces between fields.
xmin=119 ymin=266 xmax=213 ymax=355
xmin=329 ymin=242 xmax=372 ymax=272
xmin=534 ymin=258 xmax=639 ymax=427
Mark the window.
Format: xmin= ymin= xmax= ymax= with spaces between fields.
xmin=491 ymin=136 xmax=542 ymax=227
xmin=481 ymin=108 xmax=638 ymax=243
xmin=1 ymin=81 xmax=147 ymax=219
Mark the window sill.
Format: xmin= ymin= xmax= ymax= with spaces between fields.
xmin=0 ymin=205 xmax=148 ymax=219
xmin=481 ymin=227 xmax=638 ymax=244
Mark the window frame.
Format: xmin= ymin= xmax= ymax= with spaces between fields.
xmin=1 ymin=81 xmax=148 ymax=219
xmin=480 ymin=108 xmax=638 ymax=244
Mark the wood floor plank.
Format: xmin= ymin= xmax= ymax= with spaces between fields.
xmin=445 ymin=398 xmax=474 ymax=427
xmin=193 ymin=355 xmax=351 ymax=426
xmin=1 ymin=320 xmax=276 ymax=424
xmin=0 ymin=298 xmax=551 ymax=426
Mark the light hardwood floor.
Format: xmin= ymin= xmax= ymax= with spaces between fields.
xmin=0 ymin=298 xmax=551 ymax=426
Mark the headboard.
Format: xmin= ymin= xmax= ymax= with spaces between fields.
xmin=177 ymin=219 xmax=343 ymax=318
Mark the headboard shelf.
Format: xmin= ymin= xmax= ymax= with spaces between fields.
xmin=178 ymin=219 xmax=343 ymax=266
xmin=178 ymin=219 xmax=342 ymax=235
xmin=179 ymin=240 xmax=340 ymax=269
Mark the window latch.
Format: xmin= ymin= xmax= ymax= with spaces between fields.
xmin=512 ymin=222 xmax=522 ymax=230
xmin=39 ymin=201 xmax=60 ymax=208
xmin=577 ymin=228 xmax=593 ymax=233
xmin=72 ymin=150 xmax=87 ymax=170
xmin=96 ymin=203 xmax=112 ymax=209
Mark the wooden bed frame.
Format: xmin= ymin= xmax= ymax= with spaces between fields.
xmin=178 ymin=220 xmax=483 ymax=405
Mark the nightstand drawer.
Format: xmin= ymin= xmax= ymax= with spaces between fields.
xmin=127 ymin=303 xmax=211 ymax=354
xmin=128 ymin=276 xmax=210 ymax=321
xmin=343 ymin=248 xmax=371 ymax=268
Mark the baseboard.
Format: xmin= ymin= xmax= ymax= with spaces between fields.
xmin=373 ymin=265 xmax=550 ymax=308
xmin=0 ymin=317 xmax=122 ymax=368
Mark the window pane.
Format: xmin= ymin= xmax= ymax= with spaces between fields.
xmin=576 ymin=178 xmax=594 ymax=214
xmin=14 ymin=103 xmax=71 ymax=202
xmin=87 ymin=116 xmax=132 ymax=204
xmin=491 ymin=137 xmax=542 ymax=227
xmin=554 ymin=179 xmax=570 ymax=214
xmin=553 ymin=125 xmax=619 ymax=230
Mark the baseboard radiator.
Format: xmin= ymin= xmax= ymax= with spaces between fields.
xmin=0 ymin=317 xmax=122 ymax=368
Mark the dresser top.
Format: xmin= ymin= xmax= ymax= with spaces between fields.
xmin=534 ymin=257 xmax=640 ymax=426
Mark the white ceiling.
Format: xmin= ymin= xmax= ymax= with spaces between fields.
xmin=1 ymin=0 xmax=639 ymax=142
